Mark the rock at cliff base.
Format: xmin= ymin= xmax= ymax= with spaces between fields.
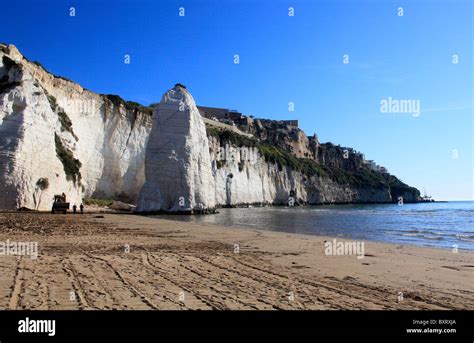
xmin=109 ymin=201 xmax=136 ymax=211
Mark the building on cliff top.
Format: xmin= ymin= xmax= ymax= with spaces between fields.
xmin=364 ymin=159 xmax=389 ymax=174
xmin=197 ymin=106 xmax=254 ymax=130
xmin=279 ymin=120 xmax=299 ymax=128
xmin=197 ymin=106 xmax=301 ymax=131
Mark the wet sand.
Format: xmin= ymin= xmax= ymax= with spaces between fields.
xmin=0 ymin=212 xmax=473 ymax=310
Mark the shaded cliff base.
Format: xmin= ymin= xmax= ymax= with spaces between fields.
xmin=136 ymin=208 xmax=218 ymax=215
xmin=87 ymin=199 xmax=422 ymax=216
xmin=0 ymin=212 xmax=472 ymax=310
xmin=8 ymin=195 xmax=433 ymax=214
xmin=115 ymin=196 xmax=425 ymax=216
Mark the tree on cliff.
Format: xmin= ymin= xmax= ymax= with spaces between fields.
xmin=33 ymin=177 xmax=49 ymax=210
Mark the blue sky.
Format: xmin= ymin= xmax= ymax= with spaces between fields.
xmin=1 ymin=0 xmax=472 ymax=200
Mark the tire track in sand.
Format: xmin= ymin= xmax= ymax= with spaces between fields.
xmin=81 ymin=252 xmax=160 ymax=309
xmin=61 ymin=258 xmax=91 ymax=309
xmin=229 ymin=255 xmax=396 ymax=309
xmin=8 ymin=256 xmax=24 ymax=309
xmin=142 ymin=251 xmax=228 ymax=310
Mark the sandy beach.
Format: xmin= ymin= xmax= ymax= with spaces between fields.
xmin=0 ymin=212 xmax=472 ymax=310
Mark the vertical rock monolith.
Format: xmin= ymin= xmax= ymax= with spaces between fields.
xmin=137 ymin=84 xmax=216 ymax=212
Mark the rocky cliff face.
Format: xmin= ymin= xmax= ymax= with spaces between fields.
xmin=0 ymin=44 xmax=420 ymax=211
xmin=137 ymin=85 xmax=215 ymax=212
xmin=207 ymin=133 xmax=394 ymax=206
xmin=0 ymin=44 xmax=151 ymax=210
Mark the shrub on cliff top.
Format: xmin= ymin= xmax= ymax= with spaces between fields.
xmin=105 ymin=94 xmax=153 ymax=116
xmin=32 ymin=60 xmax=50 ymax=73
xmin=106 ymin=94 xmax=124 ymax=107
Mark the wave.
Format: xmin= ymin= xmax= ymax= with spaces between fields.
xmin=456 ymin=233 xmax=474 ymax=239
xmin=395 ymin=231 xmax=474 ymax=242
xmin=398 ymin=233 xmax=444 ymax=240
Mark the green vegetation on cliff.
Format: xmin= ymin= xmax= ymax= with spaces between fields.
xmin=46 ymin=93 xmax=78 ymax=141
xmin=105 ymin=94 xmax=153 ymax=116
xmin=54 ymin=133 xmax=82 ymax=185
xmin=83 ymin=198 xmax=114 ymax=207
xmin=384 ymin=174 xmax=421 ymax=201
xmin=57 ymin=108 xmax=78 ymax=140
xmin=207 ymin=128 xmax=418 ymax=199
xmin=207 ymin=128 xmax=325 ymax=176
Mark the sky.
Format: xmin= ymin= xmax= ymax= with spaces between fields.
xmin=1 ymin=0 xmax=472 ymax=200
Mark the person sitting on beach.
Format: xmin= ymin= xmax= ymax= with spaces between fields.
xmin=72 ymin=204 xmax=77 ymax=214
xmin=80 ymin=203 xmax=84 ymax=214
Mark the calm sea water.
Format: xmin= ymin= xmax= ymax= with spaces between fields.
xmin=155 ymin=201 xmax=474 ymax=250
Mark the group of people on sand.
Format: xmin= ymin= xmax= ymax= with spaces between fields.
xmin=72 ymin=203 xmax=84 ymax=214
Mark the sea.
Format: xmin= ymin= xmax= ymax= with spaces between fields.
xmin=156 ymin=201 xmax=474 ymax=251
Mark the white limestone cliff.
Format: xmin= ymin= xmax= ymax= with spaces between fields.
xmin=207 ymin=136 xmax=392 ymax=206
xmin=137 ymin=85 xmax=216 ymax=212
xmin=0 ymin=44 xmax=415 ymax=211
xmin=0 ymin=44 xmax=151 ymax=210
